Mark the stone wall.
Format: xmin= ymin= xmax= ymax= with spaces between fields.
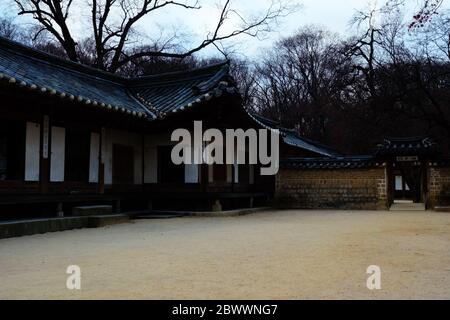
xmin=429 ymin=166 xmax=450 ymax=207
xmin=275 ymin=167 xmax=388 ymax=210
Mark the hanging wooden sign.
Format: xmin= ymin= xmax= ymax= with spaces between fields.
xmin=396 ymin=156 xmax=419 ymax=162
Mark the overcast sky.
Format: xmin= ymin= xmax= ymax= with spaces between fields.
xmin=2 ymin=0 xmax=450 ymax=60
xmin=153 ymin=0 xmax=368 ymax=58
xmin=134 ymin=0 xmax=450 ymax=59
xmin=132 ymin=0 xmax=381 ymax=58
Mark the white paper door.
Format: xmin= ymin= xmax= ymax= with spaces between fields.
xmin=24 ymin=122 xmax=41 ymax=182
xmin=50 ymin=126 xmax=65 ymax=182
xmin=185 ymin=164 xmax=199 ymax=184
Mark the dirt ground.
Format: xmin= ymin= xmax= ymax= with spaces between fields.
xmin=1 ymin=210 xmax=450 ymax=300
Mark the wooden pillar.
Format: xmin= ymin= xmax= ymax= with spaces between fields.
xmin=56 ymin=202 xmax=64 ymax=217
xmin=98 ymin=163 xmax=105 ymax=194
xmin=142 ymin=133 xmax=145 ymax=192
xmin=386 ymin=161 xmax=393 ymax=207
xmin=231 ymin=163 xmax=235 ymax=193
xmin=201 ymin=164 xmax=208 ymax=192
xmin=422 ymin=159 xmax=429 ymax=208
xmin=115 ymin=199 xmax=121 ymax=213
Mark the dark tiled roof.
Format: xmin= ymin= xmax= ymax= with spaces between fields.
xmin=281 ymin=156 xmax=385 ymax=169
xmin=248 ymin=113 xmax=341 ymax=158
xmin=0 ymin=37 xmax=236 ymax=120
xmin=129 ymin=63 xmax=235 ymax=118
xmin=376 ymin=137 xmax=438 ymax=156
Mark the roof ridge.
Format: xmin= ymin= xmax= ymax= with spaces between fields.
xmin=0 ymin=36 xmax=230 ymax=86
xmin=134 ymin=61 xmax=228 ymax=79
xmin=294 ymin=134 xmax=341 ymax=154
xmin=129 ymin=61 xmax=230 ymax=86
xmin=249 ymin=113 xmax=281 ymax=126
xmin=124 ymin=88 xmax=158 ymax=119
xmin=282 ymin=156 xmax=375 ymax=162
xmin=0 ymin=36 xmax=126 ymax=84
xmin=383 ymin=136 xmax=432 ymax=142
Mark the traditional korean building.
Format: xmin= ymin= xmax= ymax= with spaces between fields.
xmin=1 ymin=36 xmax=449 ymax=221
xmin=0 ymin=37 xmax=334 ymax=219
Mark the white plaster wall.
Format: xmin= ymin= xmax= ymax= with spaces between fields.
xmin=185 ymin=164 xmax=199 ymax=184
xmin=185 ymin=143 xmax=202 ymax=184
xmin=24 ymin=122 xmax=41 ymax=182
xmin=50 ymin=126 xmax=65 ymax=182
xmin=104 ymin=129 xmax=143 ymax=185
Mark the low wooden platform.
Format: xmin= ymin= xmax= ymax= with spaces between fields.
xmin=434 ymin=206 xmax=450 ymax=212
xmin=0 ymin=194 xmax=120 ymax=206
xmin=0 ymin=214 xmax=130 ymax=239
xmin=0 ymin=192 xmax=269 ymax=213
xmin=149 ymin=207 xmax=270 ymax=218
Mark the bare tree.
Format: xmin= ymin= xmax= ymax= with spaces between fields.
xmin=0 ymin=17 xmax=18 ymax=39
xmin=12 ymin=0 xmax=297 ymax=73
xmin=344 ymin=4 xmax=450 ymax=150
xmin=0 ymin=16 xmax=33 ymax=42
xmin=228 ymin=58 xmax=258 ymax=109
xmin=253 ymin=26 xmax=353 ymax=142
xmin=249 ymin=7 xmax=450 ymax=153
xmin=347 ymin=7 xmax=386 ymax=99
xmin=0 ymin=16 xmax=47 ymax=46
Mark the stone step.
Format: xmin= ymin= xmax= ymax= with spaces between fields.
xmin=390 ymin=203 xmax=426 ymax=211
xmin=72 ymin=205 xmax=113 ymax=216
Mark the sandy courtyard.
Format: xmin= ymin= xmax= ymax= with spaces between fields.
xmin=1 ymin=210 xmax=450 ymax=300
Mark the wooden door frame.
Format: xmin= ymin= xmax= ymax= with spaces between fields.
xmin=389 ymin=158 xmax=426 ymax=204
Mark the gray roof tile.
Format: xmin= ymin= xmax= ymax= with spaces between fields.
xmin=376 ymin=137 xmax=438 ymax=156
xmin=0 ymin=37 xmax=233 ymax=120
xmin=248 ymin=113 xmax=341 ymax=158
xmin=281 ymin=156 xmax=384 ymax=169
